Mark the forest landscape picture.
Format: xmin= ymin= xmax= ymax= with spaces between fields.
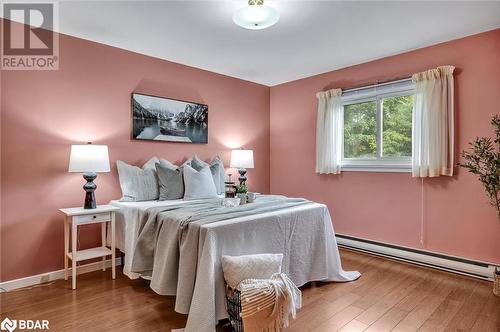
xmin=132 ymin=92 xmax=208 ymax=143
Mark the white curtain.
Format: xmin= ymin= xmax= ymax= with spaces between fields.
xmin=412 ymin=65 xmax=455 ymax=177
xmin=316 ymin=88 xmax=343 ymax=174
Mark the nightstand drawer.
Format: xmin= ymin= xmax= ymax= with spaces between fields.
xmin=73 ymin=212 xmax=111 ymax=224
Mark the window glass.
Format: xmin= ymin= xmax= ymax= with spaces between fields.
xmin=382 ymin=95 xmax=413 ymax=157
xmin=343 ymin=100 xmax=377 ymax=158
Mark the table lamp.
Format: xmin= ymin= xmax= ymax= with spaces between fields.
xmin=230 ymin=149 xmax=254 ymax=187
xmin=68 ymin=143 xmax=110 ymax=209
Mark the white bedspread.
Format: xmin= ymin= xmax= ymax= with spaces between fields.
xmin=110 ymin=197 xmax=360 ymax=332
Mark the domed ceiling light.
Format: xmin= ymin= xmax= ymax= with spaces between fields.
xmin=233 ymin=0 xmax=280 ymax=30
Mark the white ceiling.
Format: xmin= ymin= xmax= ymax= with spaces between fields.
xmin=10 ymin=1 xmax=500 ymax=86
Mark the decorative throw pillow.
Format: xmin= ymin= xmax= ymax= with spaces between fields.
xmin=156 ymin=163 xmax=184 ymax=200
xmin=189 ymin=155 xmax=225 ymax=195
xmin=183 ymin=164 xmax=218 ymax=200
xmin=211 ymin=155 xmax=226 ymax=195
xmin=159 ymin=158 xmax=177 ymax=169
xmin=116 ymin=157 xmax=159 ymax=201
xmin=189 ymin=155 xmax=209 ymax=170
xmin=143 ymin=156 xmax=160 ymax=170
xmin=221 ymin=253 xmax=284 ymax=289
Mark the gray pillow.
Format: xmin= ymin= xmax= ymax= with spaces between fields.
xmin=183 ymin=165 xmax=218 ymax=200
xmin=156 ymin=163 xmax=184 ymax=200
xmin=116 ymin=157 xmax=159 ymax=201
xmin=159 ymin=158 xmax=177 ymax=169
xmin=211 ymin=155 xmax=225 ymax=195
xmin=189 ymin=155 xmax=209 ymax=171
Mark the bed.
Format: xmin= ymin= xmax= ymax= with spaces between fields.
xmin=109 ymin=195 xmax=360 ymax=332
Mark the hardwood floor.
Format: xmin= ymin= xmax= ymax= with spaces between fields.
xmin=1 ymin=249 xmax=499 ymax=331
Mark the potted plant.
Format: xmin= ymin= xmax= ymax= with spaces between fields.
xmin=236 ymin=184 xmax=248 ymax=205
xmin=459 ymin=114 xmax=500 ymax=296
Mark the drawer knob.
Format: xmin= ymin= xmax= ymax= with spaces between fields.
xmin=93 ymin=215 xmax=96 ymax=219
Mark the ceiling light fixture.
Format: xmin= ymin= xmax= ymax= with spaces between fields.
xmin=233 ymin=0 xmax=280 ymax=30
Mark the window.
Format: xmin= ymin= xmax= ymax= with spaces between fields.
xmin=341 ymin=79 xmax=415 ymax=172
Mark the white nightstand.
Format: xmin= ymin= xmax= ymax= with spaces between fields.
xmin=59 ymin=205 xmax=120 ymax=289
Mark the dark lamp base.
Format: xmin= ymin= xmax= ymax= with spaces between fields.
xmin=238 ymin=168 xmax=247 ymax=187
xmin=83 ymin=172 xmax=97 ymax=209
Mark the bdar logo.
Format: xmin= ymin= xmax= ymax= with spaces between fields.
xmin=0 ymin=318 xmax=17 ymax=332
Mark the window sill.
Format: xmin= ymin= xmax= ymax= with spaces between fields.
xmin=341 ymin=164 xmax=411 ymax=173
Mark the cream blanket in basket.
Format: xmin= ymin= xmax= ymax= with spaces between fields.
xmin=239 ymin=273 xmax=302 ymax=332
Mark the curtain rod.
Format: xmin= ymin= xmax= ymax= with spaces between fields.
xmin=341 ymin=74 xmax=413 ymax=93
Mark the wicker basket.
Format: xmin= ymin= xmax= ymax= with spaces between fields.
xmin=226 ymin=288 xmax=244 ymax=332
xmin=494 ymin=269 xmax=500 ymax=297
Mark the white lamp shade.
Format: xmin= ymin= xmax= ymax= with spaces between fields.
xmin=68 ymin=144 xmax=110 ymax=173
xmin=230 ymin=149 xmax=254 ymax=169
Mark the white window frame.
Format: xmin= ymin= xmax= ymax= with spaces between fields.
xmin=341 ymin=81 xmax=415 ymax=172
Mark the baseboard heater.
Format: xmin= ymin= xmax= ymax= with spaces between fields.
xmin=336 ymin=234 xmax=497 ymax=281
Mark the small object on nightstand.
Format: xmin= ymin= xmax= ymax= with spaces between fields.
xmin=247 ymin=192 xmax=257 ymax=203
xmin=225 ymin=174 xmax=237 ymax=198
xmin=68 ymin=143 xmax=111 ymax=209
xmin=222 ymin=197 xmax=240 ymax=208
xmin=59 ymin=205 xmax=120 ymax=290
xmin=237 ymin=193 xmax=247 ymax=205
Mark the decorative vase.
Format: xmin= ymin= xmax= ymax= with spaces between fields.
xmin=494 ymin=268 xmax=500 ymax=297
xmin=238 ymin=193 xmax=247 ymax=205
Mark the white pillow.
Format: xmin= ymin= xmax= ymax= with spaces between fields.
xmin=182 ymin=155 xmax=226 ymax=195
xmin=143 ymin=156 xmax=160 ymax=170
xmin=183 ymin=164 xmax=218 ymax=200
xmin=221 ymin=253 xmax=283 ymax=289
xmin=116 ymin=157 xmax=159 ymax=201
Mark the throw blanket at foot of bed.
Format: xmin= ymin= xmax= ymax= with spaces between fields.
xmin=239 ymin=273 xmax=302 ymax=332
xmin=130 ymin=196 xmax=309 ymax=290
xmin=129 ymin=195 xmax=360 ymax=332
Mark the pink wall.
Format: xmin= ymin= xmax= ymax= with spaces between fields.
xmin=2 ymin=25 xmax=499 ymax=283
xmin=270 ymin=29 xmax=500 ymax=264
xmin=1 ymin=29 xmax=270 ymax=282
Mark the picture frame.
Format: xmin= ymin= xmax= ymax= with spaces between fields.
xmin=131 ymin=92 xmax=208 ymax=144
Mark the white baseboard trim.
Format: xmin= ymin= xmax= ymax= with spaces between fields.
xmin=336 ymin=234 xmax=498 ymax=281
xmin=2 ymin=235 xmax=497 ymax=291
xmin=0 ymin=257 xmax=122 ymax=292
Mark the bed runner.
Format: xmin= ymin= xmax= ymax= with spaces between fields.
xmin=130 ymin=195 xmax=310 ymax=278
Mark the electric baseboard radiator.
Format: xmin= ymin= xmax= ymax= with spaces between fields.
xmin=336 ymin=234 xmax=497 ymax=281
